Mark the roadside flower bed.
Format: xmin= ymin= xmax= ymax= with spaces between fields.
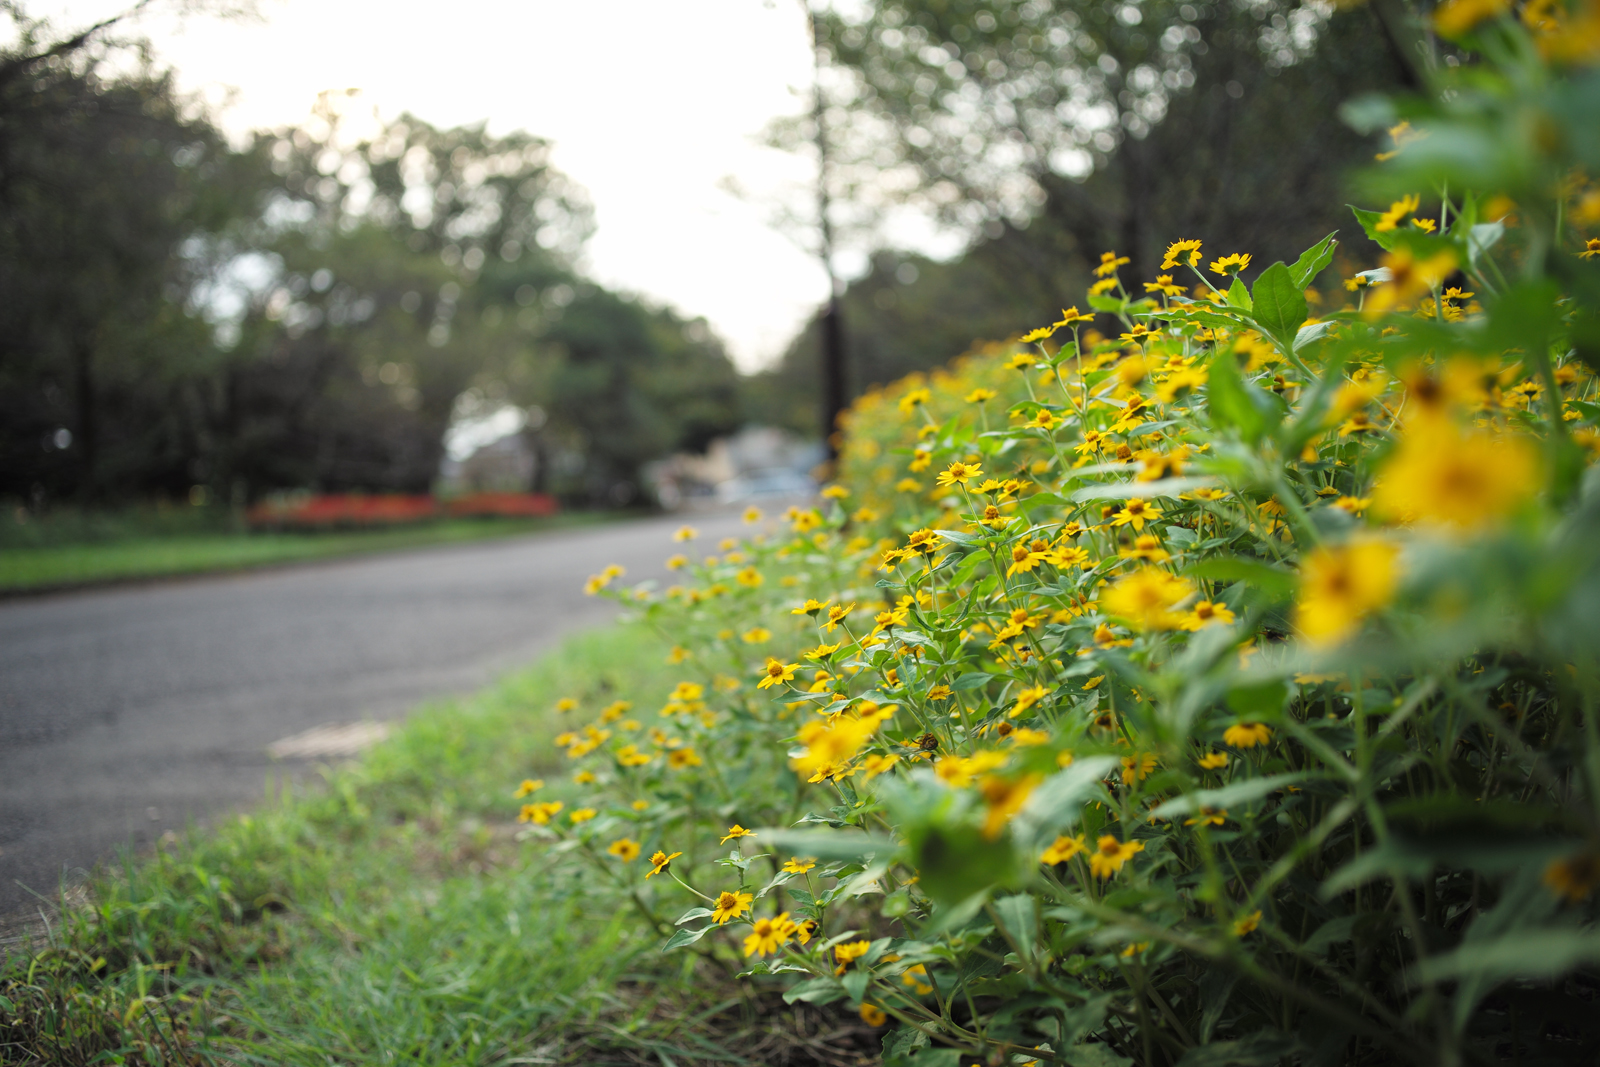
xmin=527 ymin=11 xmax=1600 ymax=1065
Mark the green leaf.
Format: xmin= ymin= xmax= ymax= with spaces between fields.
xmin=675 ymin=906 xmax=712 ymax=925
xmin=1226 ymin=679 xmax=1290 ymax=719
xmin=1226 ymin=276 xmax=1252 ymax=311
xmin=1289 ymin=232 xmax=1339 ymax=288
xmin=662 ymin=924 xmax=714 ymax=951
xmin=1063 ymin=1044 xmax=1135 ymax=1067
xmin=782 ymin=976 xmax=846 ymax=1005
xmin=1250 ymin=262 xmax=1308 ymax=355
xmin=763 ymin=828 xmax=897 ymax=861
xmin=1294 ymin=321 xmax=1334 ymax=349
xmin=1350 ymin=204 xmax=1400 ymax=251
xmin=1206 ymin=350 xmax=1270 ymax=444
xmin=1174 ymin=1031 xmax=1303 ymax=1067
xmin=881 ymin=1026 xmax=931 ymax=1066
xmin=1303 ymin=915 xmax=1356 ymax=956
xmin=1070 ymin=476 xmax=1219 ymax=502
xmin=1185 ymin=557 xmax=1297 ymax=599
xmin=952 ymin=671 xmax=993 ymax=691
xmin=1147 ymin=773 xmax=1308 ymax=820
xmin=993 ymin=894 xmax=1038 ymax=965
xmin=1088 ymin=294 xmax=1127 ymax=313
xmin=1014 ymin=756 xmax=1118 ymax=845
xmin=1419 ymin=929 xmax=1600 ymax=985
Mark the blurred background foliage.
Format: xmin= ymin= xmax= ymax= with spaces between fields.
xmin=3 ymin=0 xmax=1412 ymax=505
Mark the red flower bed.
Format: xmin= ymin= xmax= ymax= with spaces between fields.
xmin=246 ymin=492 xmax=559 ymax=530
xmin=246 ymin=494 xmax=438 ymax=530
xmin=446 ymin=492 xmax=560 ymax=518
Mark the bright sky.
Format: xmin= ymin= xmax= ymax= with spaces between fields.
xmin=33 ymin=0 xmax=882 ymax=370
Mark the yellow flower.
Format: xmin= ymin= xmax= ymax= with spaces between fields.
xmin=720 ymin=824 xmax=756 ymax=844
xmin=936 ymin=460 xmax=983 ymax=487
xmin=833 ymin=939 xmax=872 ymax=974
xmin=569 ymin=807 xmax=597 ymax=824
xmin=1296 ymin=539 xmax=1399 ymax=646
xmin=1020 ymin=325 xmax=1056 ymax=343
xmin=743 ymin=912 xmax=796 ymax=956
xmin=791 ymin=715 xmax=878 ymax=781
xmin=793 ymin=598 xmax=829 ymax=616
xmin=782 ymin=857 xmax=816 ymax=874
xmin=1223 ymin=722 xmax=1273 ymax=748
xmin=1374 ymin=194 xmax=1420 ymax=232
xmin=556 ymin=697 xmax=578 ymax=713
xmin=900 ymin=963 xmax=934 ymax=995
xmin=1144 ymin=275 xmax=1186 ymax=297
xmin=673 ymin=525 xmax=698 ymax=542
xmin=821 ymin=485 xmax=849 ymax=499
xmin=757 ymin=658 xmax=800 ymax=690
xmin=1120 ymin=752 xmax=1158 ymax=785
xmin=896 ymin=478 xmax=922 ymax=493
xmin=1055 ymin=306 xmax=1094 ymax=326
xmin=607 ymin=838 xmax=641 ymax=861
xmin=631 ymin=799 xmax=649 ymax=810
xmin=1094 ymin=250 xmax=1131 ymax=277
xmin=1363 ymin=246 xmax=1458 ymax=317
xmin=1110 ymin=498 xmax=1162 ymax=531
xmin=1102 ymin=568 xmax=1194 ymax=631
xmin=1088 ymin=277 xmax=1118 ymax=297
xmin=1333 ymin=496 xmax=1370 ymax=515
xmin=712 ymin=890 xmax=754 ymax=924
xmin=1197 ymin=751 xmax=1229 ymax=770
xmin=518 ymin=801 xmax=563 ymax=825
xmin=1543 ymin=853 xmax=1600 ymax=901
xmin=645 ymin=849 xmax=682 ymax=878
xmin=1185 ymin=808 xmax=1227 ymax=828
xmin=575 ymin=769 xmax=598 ymax=783
xmin=824 ymin=603 xmax=854 ymax=631
xmin=1041 ymin=834 xmax=1087 ymax=864
xmin=1161 ymin=239 xmax=1203 ymax=270
xmin=741 ymin=627 xmax=771 ymax=644
xmin=979 ymin=773 xmax=1042 ymax=839
xmin=1088 ymin=835 xmax=1144 ymax=878
xmin=898 ymin=387 xmax=932 ymax=414
xmin=1582 ymin=238 xmax=1600 ymax=260
xmin=1010 ymin=684 xmax=1052 ymax=718
xmin=666 ymin=554 xmax=688 ymax=570
xmin=858 ymin=1002 xmax=888 ymax=1026
xmin=668 ymin=747 xmax=702 ymax=769
xmin=965 ymin=387 xmax=998 ymax=403
xmin=1233 ymin=909 xmax=1263 ymax=936
xmin=743 ymin=505 xmax=763 ymax=523
xmin=1209 ymin=253 xmax=1252 ymax=276
xmin=1373 ymin=422 xmax=1537 ymax=529
xmin=1178 ymin=600 xmax=1235 ymax=630
xmin=736 ymin=566 xmax=764 ymax=588
xmin=514 ymin=778 xmax=544 ymax=797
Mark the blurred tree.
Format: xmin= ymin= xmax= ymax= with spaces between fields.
xmin=750 ymin=0 xmax=1411 ymax=424
xmin=0 ymin=5 xmax=251 ymax=502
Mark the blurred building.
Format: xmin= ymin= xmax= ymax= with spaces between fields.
xmin=645 ymin=426 xmax=822 ymax=509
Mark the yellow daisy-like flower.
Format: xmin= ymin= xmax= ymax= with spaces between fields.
xmin=672 ymin=525 xmax=698 ymax=542
xmin=514 ymin=778 xmax=544 ymax=797
xmin=645 ymin=850 xmax=682 ymax=878
xmin=757 ymin=658 xmax=800 ymax=690
xmin=711 ymin=890 xmax=754 ymax=924
xmin=1055 ymin=306 xmax=1094 ymax=326
xmin=1582 ymin=238 xmax=1600 ymax=260
xmin=1296 ymin=539 xmax=1399 ymax=646
xmin=1094 ymin=250 xmax=1131 ymax=277
xmin=1110 ymin=498 xmax=1162 ymax=532
xmin=743 ymin=912 xmax=796 ymax=957
xmin=518 ymin=801 xmax=563 ymax=825
xmin=782 ymin=857 xmax=816 ymax=874
xmin=965 ymin=388 xmax=998 ymax=403
xmin=936 ymin=460 xmax=983 ymax=487
xmin=1374 ymin=193 xmax=1420 ymax=232
xmin=743 ymin=505 xmax=763 ymax=522
xmin=1041 ymin=833 xmax=1087 ymax=865
xmin=859 ymin=1003 xmax=888 ymax=1026
xmin=741 ymin=627 xmax=771 ymax=644
xmin=1197 ymin=751 xmax=1229 ymax=769
xmin=1161 ymin=238 xmax=1203 ymax=270
xmin=1209 ymin=252 xmax=1252 ymax=276
xmin=1184 ymin=808 xmax=1227 ymax=827
xmin=1233 ymin=909 xmax=1263 ymax=936
xmin=1101 ymin=567 xmax=1194 ymax=631
xmin=1223 ymin=722 xmax=1273 ymax=748
xmin=1543 ymin=853 xmax=1600 ymax=901
xmin=720 ymin=824 xmax=756 ymax=844
xmin=1178 ymin=600 xmax=1235 ymax=630
xmin=1373 ymin=421 xmax=1537 ymax=529
xmin=569 ymin=807 xmax=597 ymax=824
xmin=607 ymin=838 xmax=641 ymax=861
xmin=833 ymin=939 xmax=872 ymax=974
xmin=1088 ymin=835 xmax=1144 ymax=878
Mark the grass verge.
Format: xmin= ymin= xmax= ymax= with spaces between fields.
xmin=0 ymin=514 xmax=614 ymax=595
xmin=0 ymin=624 xmax=877 ymax=1066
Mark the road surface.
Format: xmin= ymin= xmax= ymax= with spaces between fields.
xmin=0 ymin=507 xmax=756 ymax=917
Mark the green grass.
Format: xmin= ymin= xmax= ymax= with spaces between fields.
xmin=0 ymin=515 xmax=612 ymax=594
xmin=0 ymin=625 xmax=862 ymax=1066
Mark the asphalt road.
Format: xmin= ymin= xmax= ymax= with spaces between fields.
xmin=0 ymin=507 xmax=755 ymax=917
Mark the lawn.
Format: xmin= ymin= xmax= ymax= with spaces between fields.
xmin=0 ymin=514 xmax=612 ymax=595
xmin=0 ymin=625 xmax=870 ymax=1066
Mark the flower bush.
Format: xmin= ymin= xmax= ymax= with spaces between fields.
xmin=527 ymin=9 xmax=1600 ymax=1066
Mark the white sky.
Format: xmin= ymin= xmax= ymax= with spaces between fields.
xmin=31 ymin=0 xmax=912 ymax=371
